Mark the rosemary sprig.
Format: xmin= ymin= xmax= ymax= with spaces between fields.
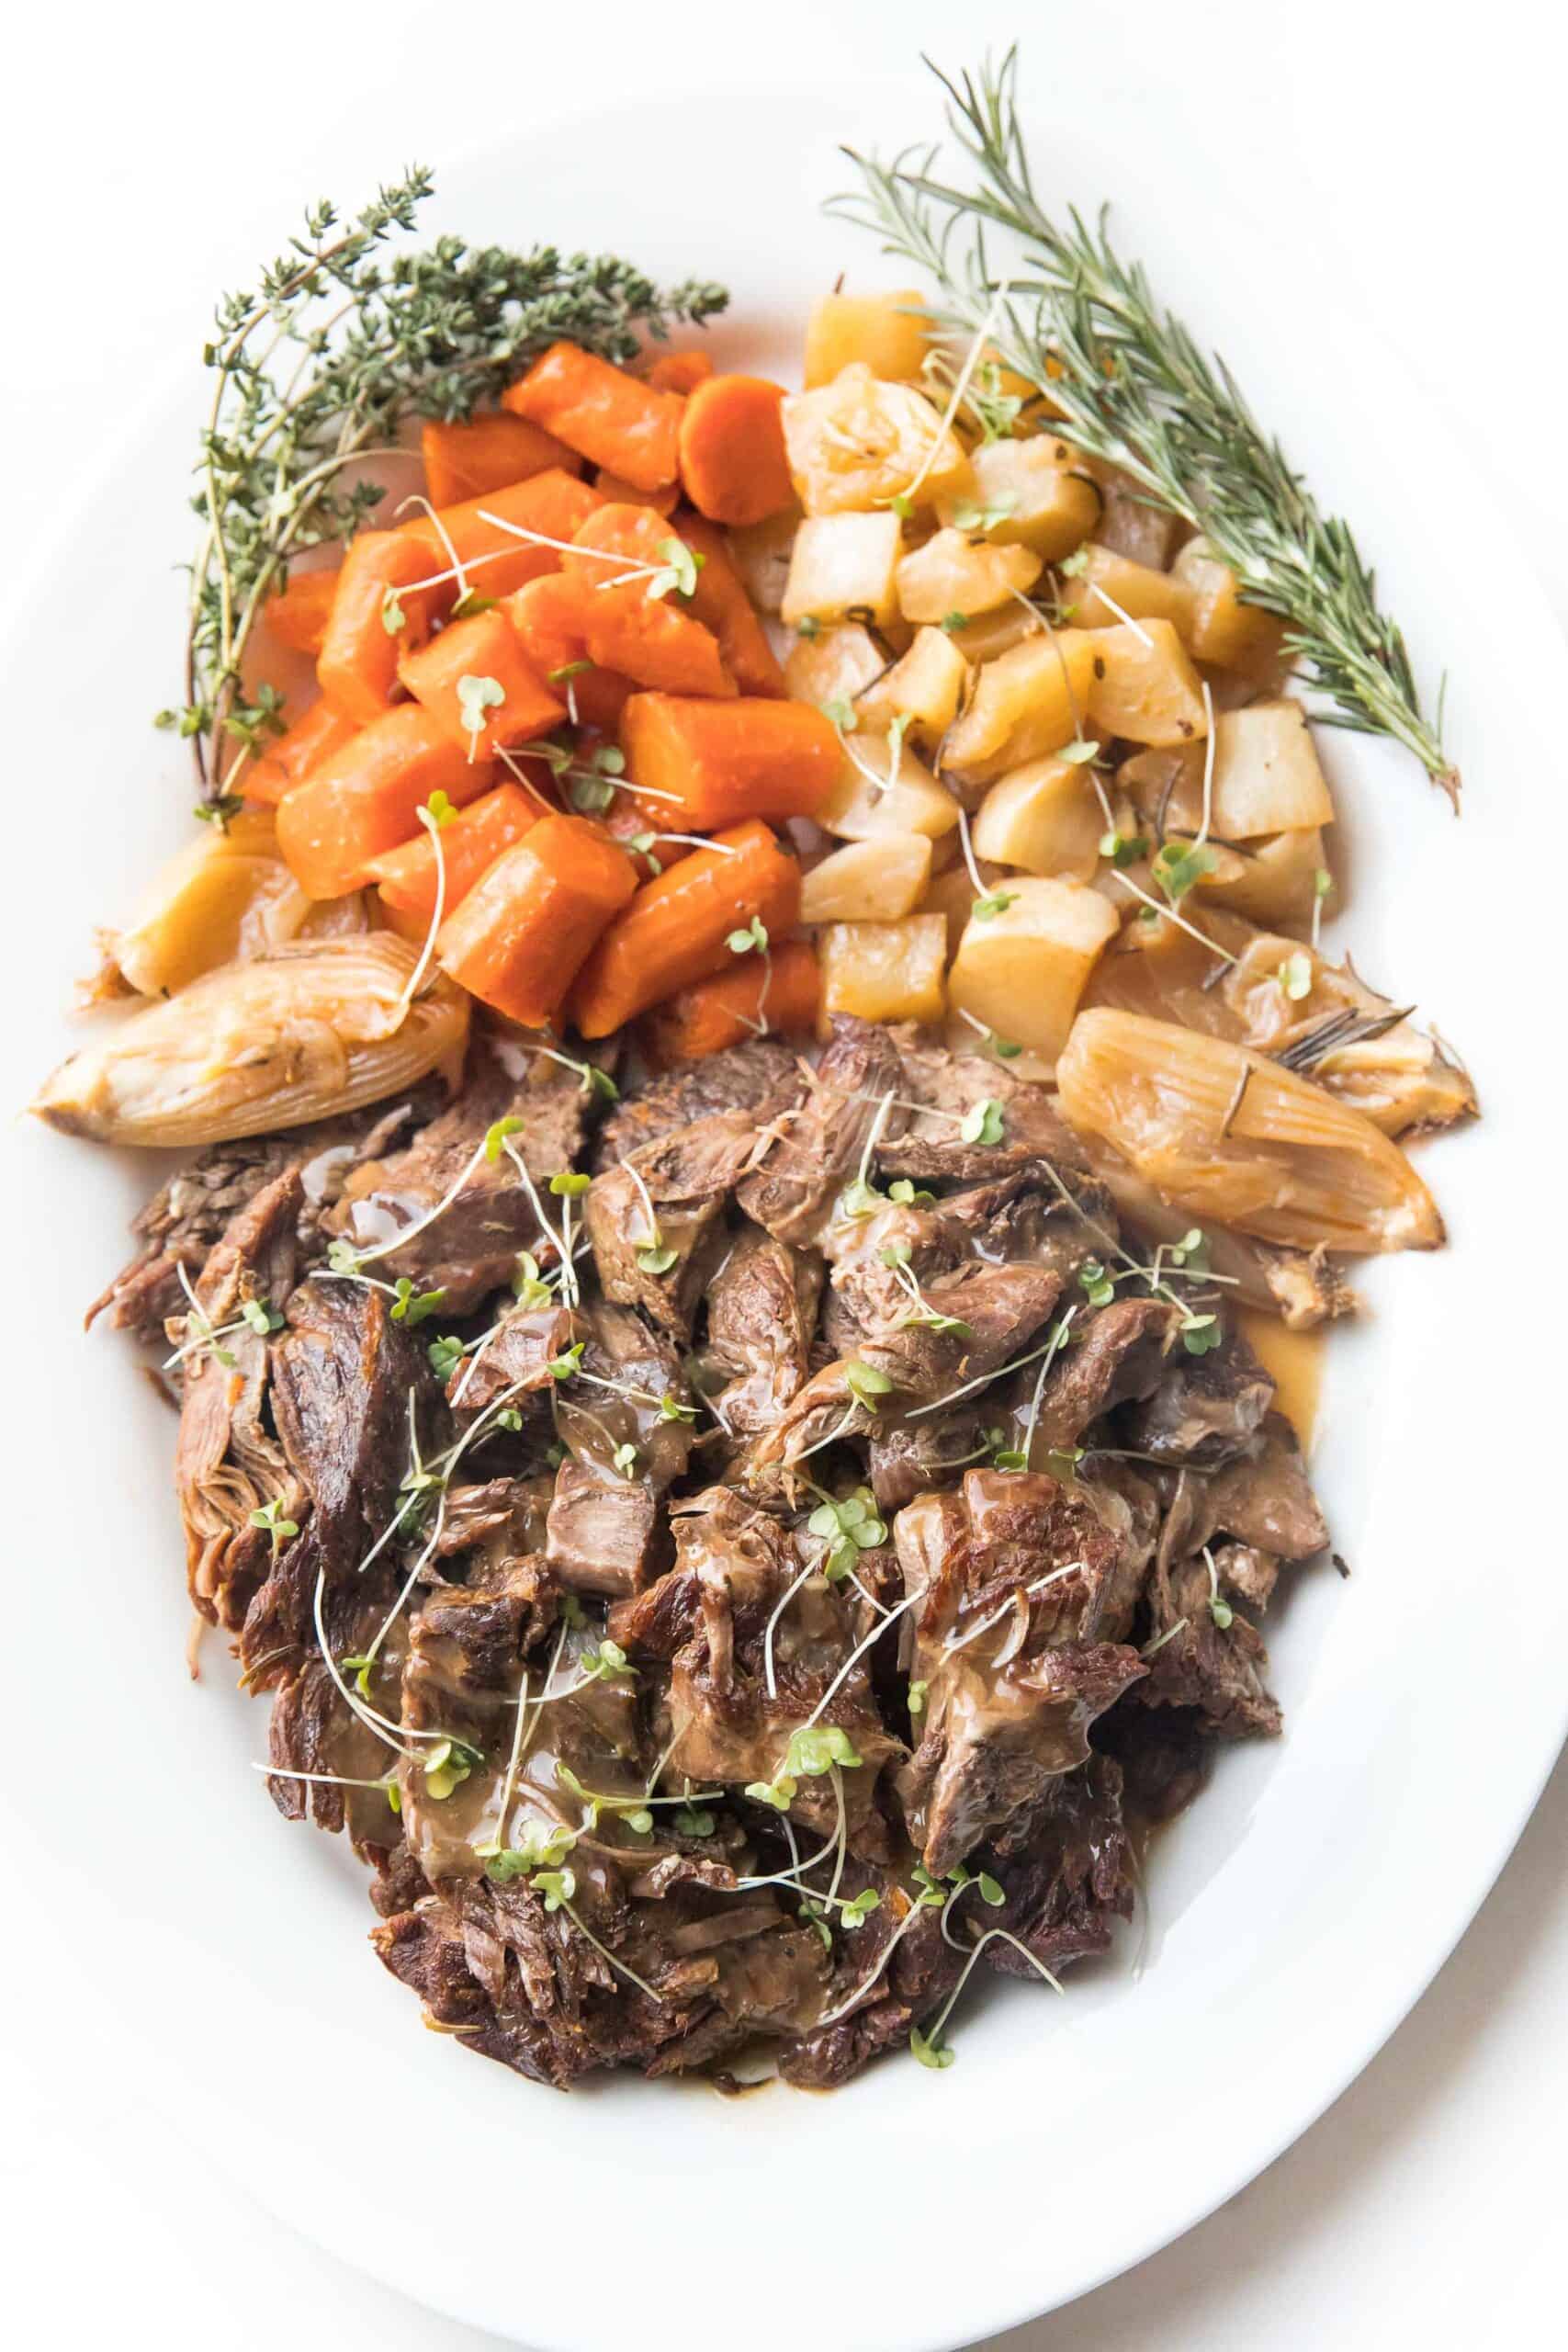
xmin=831 ymin=51 xmax=1459 ymax=802
xmin=165 ymin=170 xmax=727 ymax=803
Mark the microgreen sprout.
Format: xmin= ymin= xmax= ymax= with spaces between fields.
xmin=612 ymin=1441 xmax=640 ymax=1478
xmin=1204 ymin=1546 xmax=1235 ymax=1631
xmin=1276 ymin=951 xmax=1313 ymax=1001
xmin=423 ymin=1736 xmax=484 ymax=1802
xmin=939 ymin=609 xmax=970 ymax=633
xmin=480 ymin=1817 xmax=577 ymax=1882
xmin=908 ymin=1678 xmax=930 ymax=1717
xmin=745 ymin=1723 xmax=863 ymax=1812
xmin=1099 ymin=828 xmax=1149 ymax=868
xmin=547 ymin=1342 xmax=584 ymax=1383
xmin=250 ymin=1496 xmax=299 ymax=1555
xmin=807 ymin=1487 xmax=889 ymax=1582
xmin=579 ymin=1638 xmax=637 ymax=1686
xmin=380 ymin=585 xmax=407 ymax=635
xmin=646 ymin=536 xmax=704 ymax=601
xmin=1078 ymin=1259 xmax=1116 ymax=1308
xmin=845 ymin=1358 xmax=894 ymax=1413
xmin=949 ymin=493 xmax=1018 ymax=535
xmin=389 ymin=1276 xmax=446 ymax=1327
xmin=727 ymin=916 xmax=769 ymax=956
xmin=456 ymin=673 xmax=504 ymax=748
xmin=959 ymin=1097 xmax=1006 ymax=1146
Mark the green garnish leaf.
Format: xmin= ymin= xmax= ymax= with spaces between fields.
xmin=456 ymin=673 xmax=505 ymax=737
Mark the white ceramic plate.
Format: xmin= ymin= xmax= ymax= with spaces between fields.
xmin=5 ymin=75 xmax=1564 ymax=2352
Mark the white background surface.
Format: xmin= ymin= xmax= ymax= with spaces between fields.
xmin=3 ymin=2 xmax=1563 ymax=2346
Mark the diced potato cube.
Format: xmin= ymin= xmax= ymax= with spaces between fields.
xmin=782 ymin=365 xmax=972 ymax=517
xmin=943 ymin=628 xmax=1100 ymax=784
xmin=1206 ymin=702 xmax=1335 ymax=834
xmin=1118 ymin=704 xmax=1333 ymax=838
xmin=816 ymin=734 xmax=961 ymax=842
xmin=936 ymin=435 xmax=1101 ymax=559
xmin=801 ymin=833 xmax=932 ymax=923
xmin=1092 ymin=470 xmax=1187 ymax=570
xmin=1070 ymin=546 xmax=1196 ymax=639
xmin=922 ymin=858 xmax=1007 ymax=960
xmin=784 ymin=622 xmax=887 ymax=713
xmin=1085 ymin=619 xmax=1209 ymax=747
xmin=818 ymin=913 xmax=948 ymax=1029
xmin=972 ymin=756 xmax=1102 ymax=881
xmin=856 ymin=627 xmax=970 ymax=742
xmin=944 ymin=605 xmax=1039 ymax=663
xmin=782 ymin=512 xmax=902 ymax=629
xmin=1196 ymin=825 xmax=1328 ymax=928
xmin=804 ymin=289 xmax=932 ymax=388
xmin=896 ymin=527 xmax=1043 ymax=624
xmin=1172 ymin=536 xmax=1288 ymax=671
xmin=949 ymin=878 xmax=1119 ymax=1062
xmin=726 ymin=509 xmax=800 ymax=616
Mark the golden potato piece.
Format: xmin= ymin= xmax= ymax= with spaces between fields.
xmin=856 ymin=627 xmax=970 ymax=743
xmin=1206 ymin=702 xmax=1336 ymax=834
xmin=896 ymin=526 xmax=1043 ymax=624
xmin=936 ymin=434 xmax=1101 ymax=559
xmin=1070 ymin=546 xmax=1196 ymax=639
xmin=804 ymin=289 xmax=932 ymax=388
xmin=815 ymin=735 xmax=960 ymax=842
xmin=818 ymin=913 xmax=948 ymax=1029
xmin=784 ymin=621 xmax=888 ymax=712
xmin=948 ymin=876 xmax=1118 ymax=1061
xmin=1056 ymin=1007 xmax=1443 ymax=1254
xmin=781 ymin=511 xmax=902 ymax=629
xmin=971 ymin=756 xmax=1103 ymax=881
xmin=725 ymin=508 xmax=800 ymax=616
xmin=781 ymin=364 xmax=972 ymax=517
xmin=942 ymin=629 xmax=1100 ymax=783
xmin=106 ymin=809 xmax=312 ymax=999
xmin=801 ymin=834 xmax=933 ymax=923
xmin=1085 ymin=619 xmax=1210 ymax=747
xmin=1172 ymin=536 xmax=1288 ymax=671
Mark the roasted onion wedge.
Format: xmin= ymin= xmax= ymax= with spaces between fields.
xmin=1056 ymin=1008 xmax=1443 ymax=1254
xmin=33 ymin=935 xmax=467 ymax=1148
xmin=1087 ymin=908 xmax=1476 ymax=1138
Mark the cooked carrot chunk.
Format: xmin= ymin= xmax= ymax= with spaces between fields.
xmin=263 ymin=566 xmax=341 ymax=658
xmin=678 ymin=514 xmax=784 ymax=696
xmin=436 ymin=814 xmax=637 ymax=1028
xmin=317 ymin=533 xmax=441 ymax=725
xmin=642 ymin=937 xmax=819 ymax=1062
xmin=420 ymin=413 xmax=582 ymax=507
xmin=503 ymin=343 xmax=684 ymax=492
xmin=396 ymin=606 xmax=564 ymax=758
xmin=504 ymin=575 xmax=637 ymax=733
xmin=677 ymin=374 xmax=794 ymax=526
xmin=619 ymin=693 xmax=839 ymax=831
xmin=570 ymin=820 xmax=801 ymax=1038
xmin=646 ymin=348 xmax=715 ymax=395
xmin=367 ymin=780 xmax=543 ymax=933
xmin=402 ymin=468 xmax=605 ymax=605
xmin=276 ymin=707 xmax=495 ymax=899
xmin=563 ymin=505 xmax=732 ymax=697
xmin=245 ymin=698 xmax=358 ymax=807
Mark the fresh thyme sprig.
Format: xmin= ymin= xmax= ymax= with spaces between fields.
xmin=169 ymin=170 xmax=727 ymax=803
xmin=831 ymin=50 xmax=1459 ymax=801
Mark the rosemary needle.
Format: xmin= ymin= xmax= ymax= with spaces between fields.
xmin=830 ymin=49 xmax=1459 ymax=802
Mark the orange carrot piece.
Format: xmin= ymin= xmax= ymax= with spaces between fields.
xmin=245 ymin=698 xmax=358 ymax=807
xmin=420 ymin=413 xmax=582 ymax=506
xmin=366 ymin=780 xmax=542 ymax=931
xmin=677 ymin=514 xmax=785 ymax=696
xmin=276 ymin=707 xmax=495 ymax=899
xmin=618 ymin=694 xmax=839 ymax=831
xmin=646 ymin=348 xmax=715 ymax=395
xmin=570 ymin=820 xmax=801 ymax=1039
xmin=403 ymin=469 xmax=605 ymax=605
xmin=503 ymin=343 xmax=684 ymax=492
xmin=503 ymin=575 xmax=637 ymax=733
xmin=677 ymin=374 xmax=794 ymax=526
xmin=396 ymin=606 xmax=564 ymax=758
xmin=601 ymin=799 xmax=695 ymax=879
xmin=317 ymin=533 xmax=441 ymax=725
xmin=263 ymin=566 xmax=342 ymax=658
xmin=642 ymin=938 xmax=819 ymax=1063
xmin=437 ymin=814 xmax=637 ymax=1029
xmin=592 ymin=466 xmax=681 ymax=514
xmin=564 ymin=505 xmax=732 ymax=697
